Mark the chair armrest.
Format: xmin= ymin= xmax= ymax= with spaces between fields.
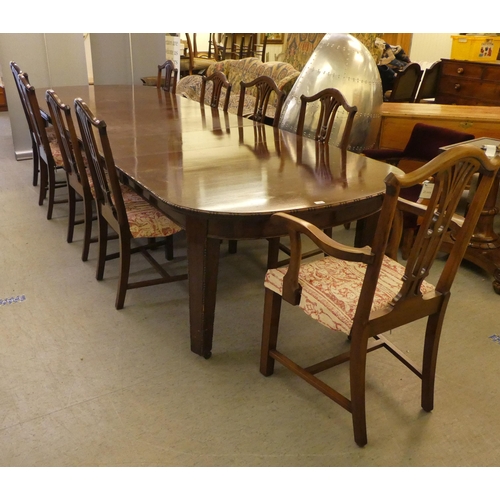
xmin=272 ymin=212 xmax=374 ymax=305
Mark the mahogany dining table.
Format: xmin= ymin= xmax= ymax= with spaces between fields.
xmin=38 ymin=84 xmax=401 ymax=358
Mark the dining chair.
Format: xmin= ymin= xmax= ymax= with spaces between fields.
xmin=157 ymin=60 xmax=178 ymax=93
xmin=270 ymin=88 xmax=358 ymax=267
xmin=387 ymin=62 xmax=423 ymax=103
xmin=200 ymin=70 xmax=232 ymax=112
xmin=74 ymin=98 xmax=187 ymax=309
xmin=227 ymin=75 xmax=286 ymax=254
xmin=10 ymin=61 xmax=53 ymax=188
xmin=182 ymin=33 xmax=218 ymax=76
xmin=414 ymin=60 xmax=442 ymax=103
xmin=237 ymin=75 xmax=285 ymax=127
xmin=260 ymin=144 xmax=499 ymax=447
xmin=45 ymin=90 xmax=96 ymax=262
xmin=296 ymin=87 xmax=358 ymax=147
xmin=18 ymin=73 xmax=67 ymax=219
xmin=363 ymin=123 xmax=475 ymax=259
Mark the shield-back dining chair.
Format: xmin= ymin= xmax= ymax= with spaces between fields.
xmin=260 ymin=145 xmax=499 ymax=447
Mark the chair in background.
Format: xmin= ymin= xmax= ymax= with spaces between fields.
xmin=74 ymin=98 xmax=187 ymax=309
xmin=10 ymin=61 xmax=52 ymax=187
xmin=18 ymin=73 xmax=67 ymax=219
xmin=260 ymin=145 xmax=499 ymax=447
xmin=228 ymin=75 xmax=285 ymax=254
xmin=387 ymin=62 xmax=423 ymax=103
xmin=270 ymin=88 xmax=358 ymax=267
xmin=181 ymin=33 xmax=219 ymax=76
xmin=296 ymin=88 xmax=358 ymax=147
xmin=414 ymin=61 xmax=442 ymax=103
xmin=200 ymin=70 xmax=232 ymax=112
xmin=363 ymin=123 xmax=475 ymax=258
xmin=157 ymin=60 xmax=178 ymax=93
xmin=45 ymin=90 xmax=96 ymax=262
xmin=237 ymin=75 xmax=285 ymax=127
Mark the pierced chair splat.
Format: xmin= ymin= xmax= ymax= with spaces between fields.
xmin=260 ymin=145 xmax=499 ymax=447
xmin=296 ymin=87 xmax=358 ymax=148
xmin=157 ymin=60 xmax=178 ymax=93
xmin=200 ymin=70 xmax=232 ymax=112
xmin=363 ymin=123 xmax=475 ymax=259
xmin=237 ymin=75 xmax=285 ymax=127
xmin=270 ymin=88 xmax=358 ymax=267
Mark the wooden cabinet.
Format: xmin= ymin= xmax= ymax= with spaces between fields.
xmin=0 ymin=86 xmax=7 ymax=111
xmin=379 ymin=102 xmax=500 ymax=150
xmin=436 ymin=58 xmax=500 ymax=106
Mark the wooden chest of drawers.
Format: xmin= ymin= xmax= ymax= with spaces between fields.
xmin=436 ymin=58 xmax=500 ymax=106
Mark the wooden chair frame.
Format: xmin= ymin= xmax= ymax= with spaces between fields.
xmin=296 ymin=87 xmax=358 ymax=147
xmin=45 ymin=90 xmax=97 ymax=262
xmin=74 ymin=98 xmax=187 ymax=309
xmin=260 ymin=145 xmax=499 ymax=446
xmin=388 ymin=62 xmax=423 ymax=103
xmin=200 ymin=70 xmax=232 ymax=112
xmin=237 ymin=75 xmax=285 ymax=127
xmin=10 ymin=61 xmax=44 ymax=187
xmin=157 ymin=60 xmax=178 ymax=93
xmin=18 ymin=73 xmax=67 ymax=219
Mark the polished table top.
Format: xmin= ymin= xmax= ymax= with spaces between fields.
xmin=39 ymin=84 xmax=401 ymax=357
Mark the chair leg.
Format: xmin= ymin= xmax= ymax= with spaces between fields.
xmin=260 ymin=288 xmax=282 ymax=376
xmin=165 ymin=234 xmax=174 ymax=261
xmin=228 ymin=239 xmax=238 ymax=254
xmin=66 ymin=184 xmax=76 ymax=244
xmin=266 ymin=237 xmax=280 ymax=269
xmin=46 ymin=164 xmax=56 ymax=220
xmin=96 ymin=213 xmax=108 ymax=281
xmin=349 ymin=329 xmax=369 ymax=447
xmin=32 ymin=140 xmax=39 ymax=187
xmin=38 ymin=158 xmax=48 ymax=206
xmin=81 ymin=197 xmax=94 ymax=262
xmin=115 ymin=233 xmax=131 ymax=310
xmin=421 ymin=302 xmax=448 ymax=412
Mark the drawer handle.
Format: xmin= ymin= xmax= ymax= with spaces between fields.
xmin=454 ymin=83 xmax=461 ymax=90
xmin=457 ymin=67 xmax=464 ymax=74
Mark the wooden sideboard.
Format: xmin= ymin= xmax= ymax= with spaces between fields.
xmin=436 ymin=58 xmax=500 ymax=106
xmin=378 ymin=102 xmax=500 ymax=150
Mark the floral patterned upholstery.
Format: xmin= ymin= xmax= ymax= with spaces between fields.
xmin=48 ymin=141 xmax=64 ymax=167
xmin=264 ymin=255 xmax=435 ymax=334
xmin=120 ymin=184 xmax=182 ymax=239
xmin=176 ymin=57 xmax=300 ymax=116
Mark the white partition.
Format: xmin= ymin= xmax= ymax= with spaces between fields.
xmin=0 ymin=33 xmax=88 ymax=159
xmin=89 ymin=33 xmax=133 ymax=85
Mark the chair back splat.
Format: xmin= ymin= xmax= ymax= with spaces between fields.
xmin=237 ymin=75 xmax=285 ymax=127
xmin=200 ymin=70 xmax=232 ymax=112
xmin=260 ymin=144 xmax=499 ymax=447
xmin=157 ymin=60 xmax=178 ymax=93
xmin=296 ymin=87 xmax=358 ymax=147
